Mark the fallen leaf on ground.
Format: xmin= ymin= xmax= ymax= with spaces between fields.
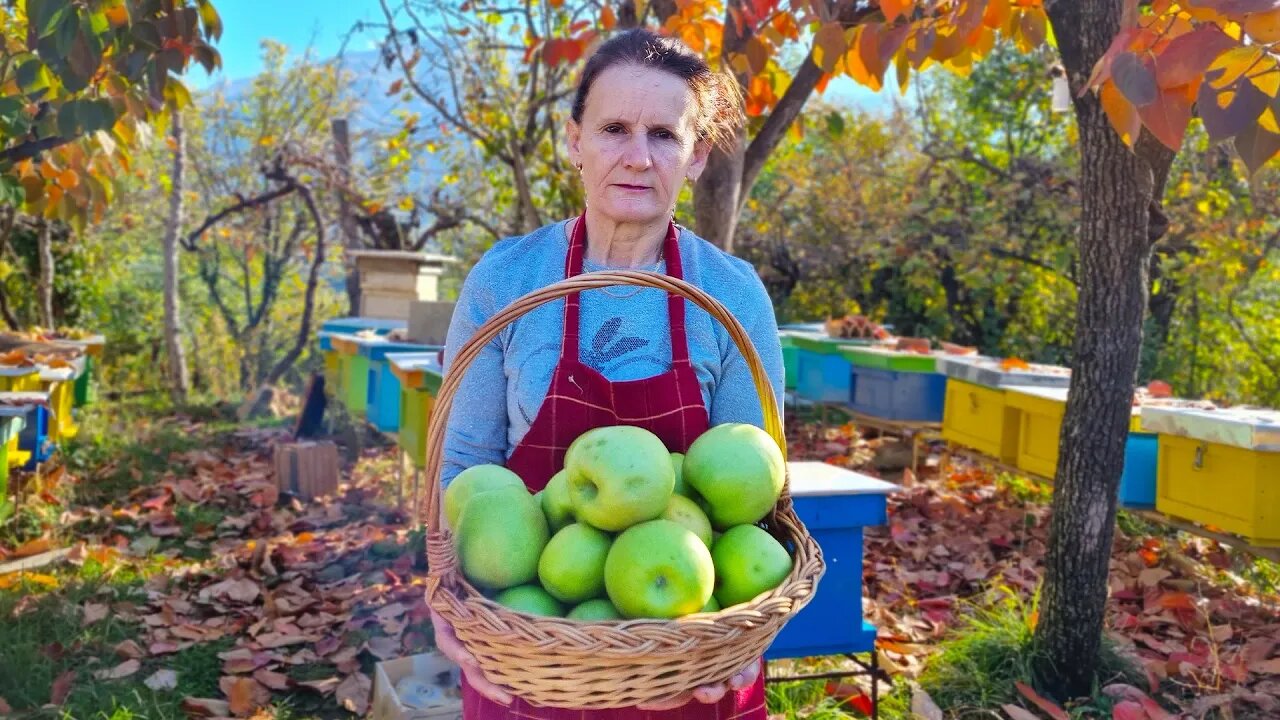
xmin=144 ymin=669 xmax=179 ymax=691
xmin=220 ymin=676 xmax=270 ymax=717
xmin=50 ymin=670 xmax=75 ymax=705
xmin=336 ymin=672 xmax=372 ymax=715
xmin=1015 ymin=681 xmax=1069 ymax=720
xmin=114 ymin=639 xmax=146 ymax=659
xmin=11 ymin=537 xmax=53 ymax=559
xmin=82 ymin=602 xmax=109 ymax=626
xmin=1002 ymin=704 xmax=1040 ymax=720
xmin=0 ymin=697 xmax=11 ymax=713
xmin=1112 ymin=700 xmax=1147 ymax=720
xmin=252 ymin=668 xmax=291 ymax=691
xmin=180 ymin=698 xmax=231 ymax=717
xmin=93 ymin=659 xmax=141 ymax=680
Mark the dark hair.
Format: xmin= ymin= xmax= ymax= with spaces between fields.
xmin=571 ymin=29 xmax=745 ymax=150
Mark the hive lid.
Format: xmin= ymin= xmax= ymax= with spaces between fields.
xmin=935 ymin=355 xmax=1072 ymax=389
xmin=786 ymin=461 xmax=899 ymax=497
xmin=1140 ymin=405 xmax=1280 ymax=451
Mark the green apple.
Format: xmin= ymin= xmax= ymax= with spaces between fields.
xmin=540 ymin=469 xmax=576 ymax=532
xmin=494 ymin=585 xmax=565 ymax=617
xmin=444 ymin=464 xmax=526 ymax=530
xmin=567 ymin=598 xmax=623 ymax=621
xmin=700 ymin=595 xmax=720 ymax=613
xmin=565 ymin=426 xmax=674 ymax=532
xmin=670 ymin=452 xmax=697 ymax=499
xmin=685 ymin=423 xmax=784 ymax=529
xmin=538 ymin=523 xmax=612 ymax=603
xmin=456 ymin=486 xmax=549 ymax=590
xmin=660 ymin=494 xmax=713 ymax=548
xmin=604 ymin=519 xmax=714 ymax=619
xmin=711 ymin=524 xmax=793 ymax=607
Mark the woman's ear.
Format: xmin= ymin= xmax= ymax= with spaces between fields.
xmin=686 ymin=138 xmax=713 ymax=182
xmin=566 ymin=119 xmax=583 ymax=170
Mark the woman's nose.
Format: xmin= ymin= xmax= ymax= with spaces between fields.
xmin=621 ymin=134 xmax=652 ymax=170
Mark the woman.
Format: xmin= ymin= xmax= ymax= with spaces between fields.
xmin=435 ymin=28 xmax=786 ymax=720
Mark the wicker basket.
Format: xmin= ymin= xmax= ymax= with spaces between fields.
xmin=420 ymin=270 xmax=825 ymax=709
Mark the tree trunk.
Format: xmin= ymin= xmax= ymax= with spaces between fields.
xmin=164 ymin=111 xmax=191 ymax=405
xmin=1036 ymin=0 xmax=1176 ymax=699
xmin=693 ymin=135 xmax=746 ymax=252
xmin=332 ymin=119 xmax=362 ymax=316
xmin=36 ymin=221 xmax=54 ymax=329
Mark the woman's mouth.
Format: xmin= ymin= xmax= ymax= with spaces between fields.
xmin=614 ymin=183 xmax=650 ymax=191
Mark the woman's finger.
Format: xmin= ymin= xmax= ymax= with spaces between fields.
xmin=464 ymin=665 xmax=514 ymax=706
xmin=692 ymin=683 xmax=728 ymax=704
xmin=731 ymin=658 xmax=762 ymax=689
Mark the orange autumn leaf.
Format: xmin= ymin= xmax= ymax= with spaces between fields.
xmin=1001 ymin=357 xmax=1031 ymax=371
xmin=601 ymin=3 xmax=616 ymax=30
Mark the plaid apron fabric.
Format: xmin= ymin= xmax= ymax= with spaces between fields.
xmin=460 ymin=213 xmax=767 ymax=719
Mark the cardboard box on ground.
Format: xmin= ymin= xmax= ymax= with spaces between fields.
xmin=272 ymin=441 xmax=340 ymax=500
xmin=371 ymin=651 xmax=463 ymax=720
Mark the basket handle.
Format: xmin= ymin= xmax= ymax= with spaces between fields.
xmin=421 ymin=269 xmax=785 ymax=534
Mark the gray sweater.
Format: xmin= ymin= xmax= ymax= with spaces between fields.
xmin=440 ymin=218 xmax=785 ymax=486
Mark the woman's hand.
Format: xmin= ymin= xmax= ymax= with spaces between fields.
xmin=430 ymin=608 xmax=513 ymax=706
xmin=635 ymin=658 xmax=762 ymax=711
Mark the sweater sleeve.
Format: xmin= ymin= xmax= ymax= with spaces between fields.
xmin=439 ymin=256 xmax=511 ymax=488
xmin=708 ymin=269 xmax=786 ymax=432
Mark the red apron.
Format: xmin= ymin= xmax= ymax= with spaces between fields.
xmin=460 ymin=214 xmax=767 ymax=719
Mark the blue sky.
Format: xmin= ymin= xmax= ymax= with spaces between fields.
xmin=186 ymin=0 xmax=385 ymax=89
xmin=184 ymin=0 xmax=897 ymax=112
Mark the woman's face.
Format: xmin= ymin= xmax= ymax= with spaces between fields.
xmin=567 ymin=63 xmax=712 ymax=226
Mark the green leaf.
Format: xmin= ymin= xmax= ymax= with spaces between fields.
xmin=826 ymin=111 xmax=845 ymax=136
xmin=57 ymin=98 xmax=84 ymax=137
xmin=16 ymin=57 xmax=51 ymax=94
xmin=27 ymin=0 xmax=68 ymax=39
xmin=198 ymin=0 xmax=223 ymax=41
xmin=54 ymin=6 xmax=81 ymax=58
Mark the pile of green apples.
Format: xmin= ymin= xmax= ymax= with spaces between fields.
xmin=444 ymin=422 xmax=793 ymax=621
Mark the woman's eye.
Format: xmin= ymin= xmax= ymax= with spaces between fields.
xmin=652 ymin=130 xmax=673 ymax=139
xmin=604 ymin=124 xmax=624 ymax=133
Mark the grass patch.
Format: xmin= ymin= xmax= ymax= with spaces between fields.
xmin=910 ymin=587 xmax=1140 ymax=719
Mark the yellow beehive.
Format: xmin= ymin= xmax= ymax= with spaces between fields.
xmin=942 ymin=379 xmax=1021 ymax=463
xmin=1156 ymin=435 xmax=1280 ymax=546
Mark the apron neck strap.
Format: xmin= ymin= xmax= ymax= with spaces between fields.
xmin=563 ymin=213 xmax=689 ymax=364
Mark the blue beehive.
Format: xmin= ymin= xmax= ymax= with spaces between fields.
xmin=18 ymin=404 xmax=54 ymax=469
xmin=1118 ymin=432 xmax=1158 ymax=508
xmin=850 ymin=367 xmax=948 ymax=422
xmin=320 ymin=317 xmax=406 ymax=336
xmin=765 ymin=462 xmax=897 ymax=660
xmin=362 ymin=341 xmax=442 ymax=433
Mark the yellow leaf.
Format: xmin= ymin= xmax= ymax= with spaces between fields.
xmin=258 ymin=135 xmax=275 ymax=147
xmin=398 ymin=196 xmax=415 ymax=211
xmin=1101 ymin=81 xmax=1142 ymax=147
xmin=1209 ymin=45 xmax=1264 ymax=89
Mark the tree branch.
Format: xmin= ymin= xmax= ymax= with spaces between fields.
xmin=0 ymin=135 xmax=71 ymax=164
xmin=183 ymin=185 xmax=297 ymax=250
xmin=740 ymin=4 xmax=880 ymax=199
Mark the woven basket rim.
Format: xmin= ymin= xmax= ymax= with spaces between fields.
xmin=417 ymin=269 xmax=826 ymax=707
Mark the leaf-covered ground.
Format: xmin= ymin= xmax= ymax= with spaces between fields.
xmin=0 ymin=408 xmax=1277 ymax=719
